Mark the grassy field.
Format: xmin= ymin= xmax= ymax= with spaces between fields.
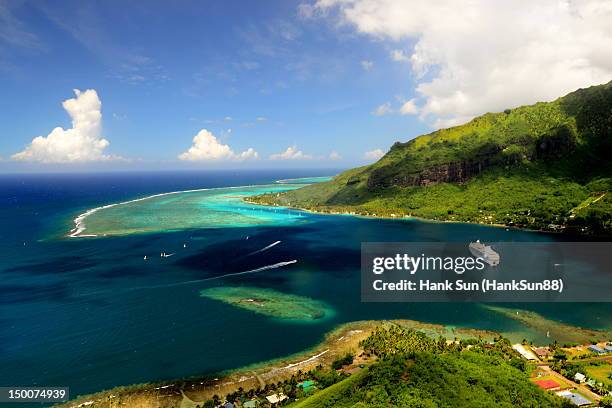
xmin=585 ymin=362 xmax=612 ymax=387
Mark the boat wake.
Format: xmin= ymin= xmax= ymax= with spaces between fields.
xmin=143 ymin=260 xmax=299 ymax=290
xmin=77 ymin=260 xmax=299 ymax=297
xmin=245 ymin=241 xmax=282 ymax=257
xmin=208 ymin=260 xmax=297 ymax=281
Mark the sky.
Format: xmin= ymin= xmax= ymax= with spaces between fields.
xmin=1 ymin=0 xmax=611 ymax=172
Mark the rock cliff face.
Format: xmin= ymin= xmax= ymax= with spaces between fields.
xmin=367 ymin=157 xmax=496 ymax=188
xmin=365 ymin=125 xmax=577 ymax=189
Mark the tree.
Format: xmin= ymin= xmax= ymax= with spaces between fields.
xmin=600 ymin=395 xmax=612 ymax=408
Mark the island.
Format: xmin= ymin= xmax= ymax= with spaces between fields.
xmin=249 ymin=82 xmax=611 ymax=235
xmin=200 ymin=286 xmax=333 ymax=321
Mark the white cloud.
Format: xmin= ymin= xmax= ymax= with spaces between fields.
xmin=390 ymin=49 xmax=410 ymax=62
xmin=399 ymin=98 xmax=418 ymax=115
xmin=178 ymin=129 xmax=258 ymax=161
xmin=312 ymin=0 xmax=612 ymax=127
xmin=364 ymin=149 xmax=384 ymax=160
xmin=12 ymin=89 xmax=117 ymax=163
xmin=270 ymin=146 xmax=312 ymax=160
xmin=361 ymin=60 xmax=374 ymax=70
xmin=256 ymin=116 xmax=267 ymax=122
xmin=223 ymin=116 xmax=233 ymax=121
xmin=372 ymin=102 xmax=393 ymax=116
xmin=329 ymin=151 xmax=342 ymax=160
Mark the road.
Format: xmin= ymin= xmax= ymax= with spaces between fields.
xmin=538 ymin=365 xmax=602 ymax=402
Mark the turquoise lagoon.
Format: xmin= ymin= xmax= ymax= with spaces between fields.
xmin=71 ymin=183 xmax=310 ymax=237
xmin=0 ymin=170 xmax=610 ymax=399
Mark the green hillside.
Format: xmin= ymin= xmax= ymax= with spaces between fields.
xmin=252 ymin=82 xmax=612 ymax=234
xmin=289 ymin=327 xmax=571 ymax=408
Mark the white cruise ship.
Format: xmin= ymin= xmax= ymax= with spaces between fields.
xmin=469 ymin=240 xmax=500 ymax=266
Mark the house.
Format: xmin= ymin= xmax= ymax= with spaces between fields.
xmin=534 ymin=379 xmax=561 ymax=391
xmin=587 ymin=345 xmax=606 ymax=354
xmin=512 ymin=344 xmax=537 ymax=360
xmin=265 ymin=393 xmax=288 ymax=405
xmin=574 ymin=372 xmax=586 ymax=383
xmin=555 ymin=390 xmax=592 ymax=406
xmin=604 ymin=345 xmax=612 ymax=352
xmin=585 ymin=379 xmax=597 ymax=389
xmin=534 ymin=347 xmax=550 ymax=358
xmin=223 ymin=402 xmax=234 ymax=408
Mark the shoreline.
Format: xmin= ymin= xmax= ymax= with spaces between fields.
xmin=56 ymin=319 xmax=500 ymax=408
xmin=55 ymin=314 xmax=610 ymax=407
xmin=242 ymin=197 xmax=556 ymax=235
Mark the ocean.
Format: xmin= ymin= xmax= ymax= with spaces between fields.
xmin=0 ymin=170 xmax=610 ymax=399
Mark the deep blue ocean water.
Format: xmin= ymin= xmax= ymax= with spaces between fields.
xmin=1 ymin=170 xmax=610 ymax=400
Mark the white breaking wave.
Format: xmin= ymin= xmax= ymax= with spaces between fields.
xmin=68 ymin=183 xmax=280 ymax=238
xmin=246 ymin=240 xmax=281 ymax=257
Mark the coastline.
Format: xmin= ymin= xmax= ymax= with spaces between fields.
xmin=483 ymin=305 xmax=612 ymax=344
xmin=242 ymin=197 xmax=553 ymax=235
xmin=55 ymin=319 xmax=500 ymax=408
xmin=57 ymin=314 xmax=608 ymax=408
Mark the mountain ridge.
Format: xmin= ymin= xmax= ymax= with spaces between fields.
xmin=251 ymin=82 xmax=612 ymax=234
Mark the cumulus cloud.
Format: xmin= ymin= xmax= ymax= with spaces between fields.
xmin=371 ymin=102 xmax=393 ymax=116
xmin=270 ymin=146 xmax=312 ymax=160
xmin=361 ymin=60 xmax=374 ymax=70
xmin=329 ymin=151 xmax=342 ymax=160
xmin=12 ymin=89 xmax=116 ymax=163
xmin=311 ymin=0 xmax=612 ymax=127
xmin=364 ymin=149 xmax=384 ymax=160
xmin=399 ymin=98 xmax=418 ymax=115
xmin=178 ymin=129 xmax=258 ymax=161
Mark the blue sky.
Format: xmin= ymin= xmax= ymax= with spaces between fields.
xmin=2 ymin=0 xmax=610 ymax=171
xmin=0 ymin=0 xmax=427 ymax=170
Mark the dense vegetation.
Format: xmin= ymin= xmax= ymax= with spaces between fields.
xmin=252 ymin=82 xmax=612 ymax=234
xmin=290 ymin=326 xmax=571 ymax=407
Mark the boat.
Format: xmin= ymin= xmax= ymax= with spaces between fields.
xmin=468 ymin=240 xmax=500 ymax=266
